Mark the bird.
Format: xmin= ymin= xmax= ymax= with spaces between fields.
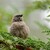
xmin=10 ymin=14 xmax=30 ymax=39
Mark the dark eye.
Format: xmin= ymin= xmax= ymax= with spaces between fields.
xmin=19 ymin=15 xmax=23 ymax=17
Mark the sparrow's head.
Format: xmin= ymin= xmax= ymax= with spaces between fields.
xmin=13 ymin=15 xmax=23 ymax=22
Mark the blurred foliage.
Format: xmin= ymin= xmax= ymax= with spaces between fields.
xmin=35 ymin=21 xmax=50 ymax=35
xmin=23 ymin=0 xmax=50 ymax=20
xmin=0 ymin=32 xmax=46 ymax=50
xmin=0 ymin=0 xmax=50 ymax=50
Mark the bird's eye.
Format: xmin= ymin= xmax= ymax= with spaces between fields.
xmin=19 ymin=15 xmax=23 ymax=17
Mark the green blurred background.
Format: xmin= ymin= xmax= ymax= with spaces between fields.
xmin=0 ymin=0 xmax=50 ymax=42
